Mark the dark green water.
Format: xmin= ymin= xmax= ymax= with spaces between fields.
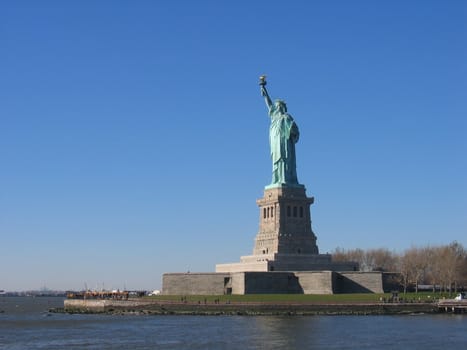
xmin=1 ymin=297 xmax=466 ymax=349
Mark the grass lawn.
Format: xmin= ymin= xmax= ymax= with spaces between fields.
xmin=144 ymin=291 xmax=452 ymax=303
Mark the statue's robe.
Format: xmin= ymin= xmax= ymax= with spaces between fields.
xmin=269 ymin=108 xmax=299 ymax=185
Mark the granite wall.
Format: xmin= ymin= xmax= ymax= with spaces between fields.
xmin=162 ymin=271 xmax=385 ymax=295
xmin=334 ymin=272 xmax=384 ymax=293
xmin=162 ymin=273 xmax=230 ymax=295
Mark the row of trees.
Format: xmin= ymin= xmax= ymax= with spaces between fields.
xmin=332 ymin=241 xmax=467 ymax=293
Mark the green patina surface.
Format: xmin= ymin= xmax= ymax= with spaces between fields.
xmin=260 ymin=79 xmax=303 ymax=189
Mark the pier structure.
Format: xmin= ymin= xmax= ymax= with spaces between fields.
xmin=438 ymin=299 xmax=467 ymax=313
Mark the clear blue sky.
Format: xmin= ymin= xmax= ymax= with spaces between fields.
xmin=1 ymin=1 xmax=466 ymax=291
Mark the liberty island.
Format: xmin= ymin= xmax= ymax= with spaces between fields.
xmin=61 ymin=78 xmax=465 ymax=313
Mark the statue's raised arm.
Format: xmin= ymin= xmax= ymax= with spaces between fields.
xmin=259 ymin=75 xmax=273 ymax=113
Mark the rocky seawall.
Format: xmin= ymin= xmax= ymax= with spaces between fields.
xmin=56 ymin=299 xmax=438 ymax=316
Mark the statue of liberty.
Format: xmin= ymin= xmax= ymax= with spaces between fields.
xmin=259 ymin=76 xmax=301 ymax=188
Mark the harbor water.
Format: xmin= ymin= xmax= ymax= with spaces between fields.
xmin=1 ymin=296 xmax=466 ymax=349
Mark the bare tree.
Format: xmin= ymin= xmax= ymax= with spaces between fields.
xmin=332 ymin=242 xmax=467 ymax=294
xmin=332 ymin=247 xmax=398 ymax=272
xmin=439 ymin=242 xmax=467 ymax=293
xmin=424 ymin=246 xmax=442 ymax=292
xmin=397 ymin=247 xmax=430 ymax=293
xmin=398 ymin=252 xmax=412 ymax=294
xmin=332 ymin=248 xmax=365 ymax=270
xmin=368 ymin=248 xmax=398 ymax=272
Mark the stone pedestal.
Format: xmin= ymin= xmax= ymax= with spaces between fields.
xmin=216 ymin=185 xmax=349 ymax=273
xmin=254 ymin=186 xmax=318 ymax=256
